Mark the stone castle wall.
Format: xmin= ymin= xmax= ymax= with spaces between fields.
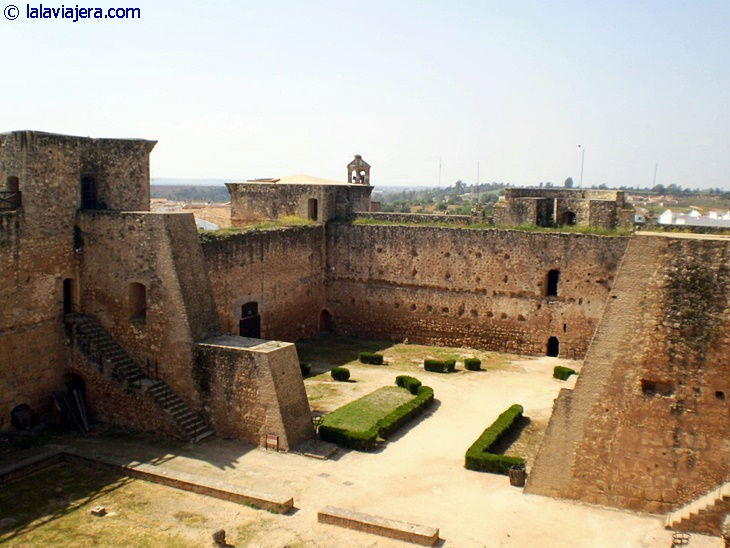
xmin=0 ymin=131 xmax=154 ymax=430
xmin=323 ymin=224 xmax=628 ymax=357
xmin=527 ymin=234 xmax=730 ymax=513
xmin=201 ymin=226 xmax=326 ymax=342
xmin=76 ymin=210 xmax=220 ymax=409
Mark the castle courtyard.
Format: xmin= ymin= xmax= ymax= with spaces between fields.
xmin=1 ymin=338 xmax=720 ymax=547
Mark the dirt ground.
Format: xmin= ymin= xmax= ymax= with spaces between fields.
xmin=2 ymin=340 xmax=721 ymax=547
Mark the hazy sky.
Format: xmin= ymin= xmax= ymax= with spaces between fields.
xmin=2 ymin=1 xmax=729 ymax=188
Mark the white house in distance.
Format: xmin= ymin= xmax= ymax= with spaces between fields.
xmin=658 ymin=208 xmax=730 ymax=227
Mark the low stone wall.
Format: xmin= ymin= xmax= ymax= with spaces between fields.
xmin=318 ymin=506 xmax=439 ymax=546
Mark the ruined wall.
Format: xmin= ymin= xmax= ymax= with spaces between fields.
xmin=527 ymin=234 xmax=730 ymax=513
xmin=194 ymin=336 xmax=314 ymax=450
xmin=202 ymin=226 xmax=326 ymax=342
xmin=76 ymin=211 xmax=220 ymax=409
xmin=325 ymin=224 xmax=628 ymax=358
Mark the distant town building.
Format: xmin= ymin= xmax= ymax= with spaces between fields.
xmin=657 ymin=209 xmax=730 ymax=227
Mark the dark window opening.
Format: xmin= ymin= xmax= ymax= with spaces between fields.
xmin=80 ymin=176 xmax=98 ymax=210
xmin=129 ymin=283 xmax=147 ymax=323
xmin=319 ymin=309 xmax=334 ymax=333
xmin=641 ymin=379 xmax=674 ymax=397
xmin=546 ymin=336 xmax=560 ymax=357
xmin=1 ymin=176 xmax=21 ymax=209
xmin=546 ymin=269 xmax=560 ymax=297
xmin=561 ymin=211 xmax=577 ymax=226
xmin=716 ymin=391 xmax=726 ymax=401
xmin=63 ymin=278 xmax=74 ymax=314
xmin=307 ymin=198 xmax=318 ymax=221
xmin=563 ymin=323 xmax=567 ymax=333
xmin=239 ymin=301 xmax=261 ymax=338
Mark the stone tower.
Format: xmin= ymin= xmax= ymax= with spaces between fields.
xmin=347 ymin=155 xmax=370 ymax=185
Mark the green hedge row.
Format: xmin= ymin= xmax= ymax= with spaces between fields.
xmin=331 ymin=367 xmax=350 ymax=381
xmin=319 ymin=379 xmax=434 ymax=451
xmin=465 ymin=404 xmax=526 ymax=475
xmin=553 ymin=366 xmax=577 ymax=380
xmin=395 ymin=375 xmax=422 ymax=395
xmin=464 ymin=358 xmax=482 ymax=371
xmin=424 ymin=359 xmax=456 ymax=373
xmin=359 ymin=352 xmax=384 ymax=365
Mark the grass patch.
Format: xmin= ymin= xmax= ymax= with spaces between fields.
xmin=320 ymin=386 xmax=413 ymax=433
xmin=350 ymin=218 xmax=631 ymax=236
xmin=319 ymin=383 xmax=434 ymax=450
xmin=0 ymin=463 xmax=195 ymax=547
xmin=199 ymin=216 xmax=315 ymax=243
xmin=173 ymin=511 xmax=208 ymax=526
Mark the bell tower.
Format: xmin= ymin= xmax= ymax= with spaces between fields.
xmin=347 ymin=155 xmax=370 ymax=185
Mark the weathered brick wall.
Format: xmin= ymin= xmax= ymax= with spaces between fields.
xmin=527 ymin=234 xmax=730 ymax=513
xmin=324 ymin=224 xmax=628 ymax=358
xmin=76 ymin=211 xmax=220 ymax=409
xmin=201 ymin=226 xmax=326 ymax=342
xmin=0 ymin=131 xmax=154 ymax=431
xmin=194 ymin=337 xmax=314 ymax=450
xmin=67 ymin=349 xmax=180 ymax=439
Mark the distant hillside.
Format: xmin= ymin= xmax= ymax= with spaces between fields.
xmin=152 ymin=177 xmax=234 ymax=186
xmin=151 ymin=185 xmax=230 ymax=202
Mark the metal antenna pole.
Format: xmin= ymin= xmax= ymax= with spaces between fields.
xmin=653 ymin=162 xmax=658 ymax=187
xmin=579 ymin=146 xmax=585 ymax=186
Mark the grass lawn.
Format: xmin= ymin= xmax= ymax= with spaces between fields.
xmin=297 ymin=334 xmax=515 ymax=377
xmin=320 ymin=386 xmax=414 ymax=433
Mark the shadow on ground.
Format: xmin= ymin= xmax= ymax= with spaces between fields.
xmin=296 ymin=334 xmax=395 ymax=374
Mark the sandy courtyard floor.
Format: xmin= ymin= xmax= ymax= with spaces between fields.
xmin=37 ymin=350 xmax=720 ymax=547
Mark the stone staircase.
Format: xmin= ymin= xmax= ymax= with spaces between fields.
xmin=665 ymin=482 xmax=730 ymax=535
xmin=65 ymin=314 xmax=214 ymax=443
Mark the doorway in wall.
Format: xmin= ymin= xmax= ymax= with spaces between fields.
xmin=63 ymin=278 xmax=74 ymax=314
xmin=239 ymin=301 xmax=261 ymax=338
xmin=546 ymin=336 xmax=560 ymax=357
xmin=319 ymin=309 xmax=334 ymax=332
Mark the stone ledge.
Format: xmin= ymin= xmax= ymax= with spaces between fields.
xmin=318 ymin=505 xmax=439 ymax=546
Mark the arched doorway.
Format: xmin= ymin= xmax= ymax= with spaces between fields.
xmin=319 ymin=309 xmax=334 ymax=333
xmin=546 ymin=336 xmax=560 ymax=357
xmin=239 ymin=302 xmax=261 ymax=338
xmin=58 ymin=373 xmax=90 ymax=433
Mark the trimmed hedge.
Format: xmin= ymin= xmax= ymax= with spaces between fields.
xmin=553 ymin=366 xmax=577 ymax=381
xmin=464 ymin=358 xmax=482 ymax=371
xmin=465 ymin=404 xmax=526 ymax=475
xmin=359 ymin=352 xmax=384 ymax=365
xmin=318 ymin=379 xmax=434 ymax=451
xmin=331 ymin=367 xmax=350 ymax=381
xmin=424 ymin=359 xmax=456 ymax=373
xmin=395 ymin=375 xmax=422 ymax=395
xmin=300 ymin=362 xmax=312 ymax=376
